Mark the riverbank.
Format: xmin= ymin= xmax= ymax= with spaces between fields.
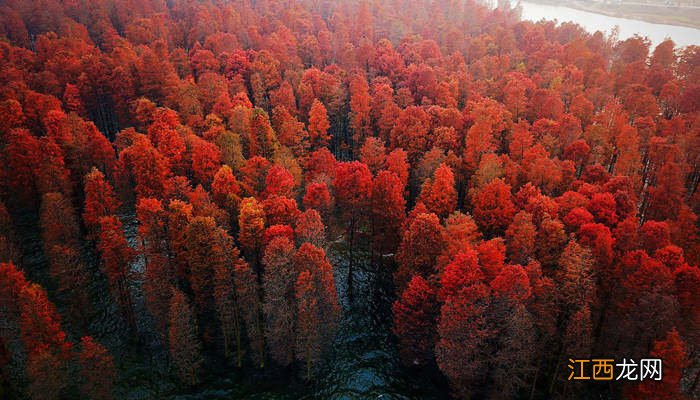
xmin=519 ymin=0 xmax=700 ymax=29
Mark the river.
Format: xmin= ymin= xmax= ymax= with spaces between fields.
xmin=519 ymin=1 xmax=700 ymax=47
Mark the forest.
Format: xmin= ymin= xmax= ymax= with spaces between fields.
xmin=0 ymin=0 xmax=698 ymax=399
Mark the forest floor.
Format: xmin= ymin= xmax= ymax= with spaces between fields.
xmin=117 ymin=222 xmax=450 ymax=399
xmin=522 ymin=0 xmax=700 ymax=28
xmin=7 ymin=210 xmax=455 ymax=399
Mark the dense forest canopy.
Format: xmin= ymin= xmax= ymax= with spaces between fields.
xmin=0 ymin=0 xmax=698 ymax=399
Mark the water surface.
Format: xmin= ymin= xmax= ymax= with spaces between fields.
xmin=519 ymin=1 xmax=700 ymax=47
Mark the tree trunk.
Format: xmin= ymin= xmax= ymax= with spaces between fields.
xmin=529 ymin=365 xmax=539 ymax=400
xmin=548 ymin=353 xmax=562 ymax=395
xmin=223 ymin=329 xmax=229 ymax=359
xmin=305 ymin=345 xmax=311 ymax=382
xmin=235 ymin=309 xmax=242 ymax=368
xmin=347 ymin=215 xmax=355 ymax=303
xmin=258 ymin=319 xmax=265 ymax=368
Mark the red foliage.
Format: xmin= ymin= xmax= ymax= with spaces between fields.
xmin=359 ymin=137 xmax=387 ymax=174
xmin=628 ymin=329 xmax=688 ymax=400
xmin=83 ymin=168 xmax=120 ymax=237
xmin=304 ymin=148 xmax=337 ymax=184
xmin=20 ymin=281 xmax=73 ymax=399
xmin=190 ymin=136 xmax=222 ymax=187
xmin=35 ymin=137 xmax=72 ymax=197
xmin=439 ymin=249 xmax=483 ymax=301
xmin=490 ymin=264 xmax=531 ymax=302
xmin=308 ymin=99 xmax=331 ymax=149
xmin=418 ymin=163 xmax=457 ymax=220
xmin=435 ymin=281 xmax=493 ymax=399
xmin=136 ymin=198 xmax=172 ymax=336
xmin=440 ymin=212 xmax=481 ymax=265
xmin=294 ymin=243 xmax=340 ymax=379
xmin=234 ymin=259 xmax=265 ymax=367
xmin=619 ymin=252 xmax=677 ymax=350
xmin=63 ymin=83 xmax=86 ymax=116
xmin=211 ymin=165 xmax=242 ymax=213
xmin=263 ymin=224 xmax=295 ymax=245
xmin=118 ymin=135 xmax=171 ymax=200
xmin=392 ymin=275 xmax=438 ymax=366
xmin=505 ymin=211 xmax=536 ymax=265
xmin=0 ymin=99 xmax=25 ymax=135
xmin=295 ymin=209 xmax=326 ymax=247
xmin=578 ymin=222 xmax=614 ymax=267
xmin=168 ymin=288 xmax=203 ymax=386
xmin=262 ymin=195 xmax=300 ymax=227
xmin=477 ymin=238 xmax=507 ymax=282
xmin=395 ymin=212 xmax=446 ymax=288
xmin=0 ymin=202 xmax=19 ymax=263
xmin=262 ymin=236 xmax=296 ymax=366
xmin=0 ymin=1 xmax=697 ymax=396
xmin=188 ymin=184 xmax=230 ymax=228
xmin=264 ymin=165 xmax=296 ymax=199
xmin=303 ymin=182 xmax=334 ymax=216
xmin=673 ymin=264 xmax=700 ymax=333
xmin=587 ymin=192 xmax=618 ymax=226
xmin=563 ymin=207 xmax=595 ymax=232
xmin=247 ymin=108 xmax=278 ymax=158
xmin=294 ymin=270 xmax=318 ymax=380
xmin=2 ymin=129 xmax=41 ymax=203
xmin=471 ymin=178 xmax=516 ymax=235
xmin=558 ymin=239 xmax=596 ymax=310
xmin=78 ymin=336 xmax=116 ymax=400
xmin=390 ymin=106 xmax=431 ymax=164
xmin=97 ymin=216 xmax=136 ymax=332
xmin=349 ymin=73 xmax=372 ymax=145
xmin=238 ymin=197 xmax=266 ymax=259
xmin=535 ymin=215 xmax=567 ymax=267
xmin=148 ymin=109 xmax=185 ymax=174
xmin=184 ymin=216 xmax=233 ymax=324
xmin=371 ymin=171 xmax=406 ymax=253
xmin=333 ymin=161 xmax=373 ymax=212
xmin=0 ymin=262 xmax=28 ymax=335
xmin=212 ymin=250 xmax=238 ymax=363
xmin=40 ymin=192 xmax=80 ymax=252
xmin=385 ymin=148 xmax=410 ymax=190
xmin=640 ymin=220 xmax=671 ymax=254
xmin=240 ymin=156 xmax=272 ymax=198
xmin=272 ymin=105 xmax=307 ymax=155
